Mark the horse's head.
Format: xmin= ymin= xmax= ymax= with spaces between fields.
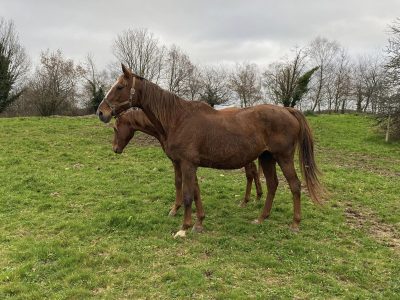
xmin=112 ymin=114 xmax=136 ymax=154
xmin=97 ymin=64 xmax=142 ymax=123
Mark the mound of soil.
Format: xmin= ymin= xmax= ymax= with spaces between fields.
xmin=132 ymin=133 xmax=160 ymax=147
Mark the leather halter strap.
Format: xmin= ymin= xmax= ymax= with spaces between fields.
xmin=105 ymin=82 xmax=136 ymax=118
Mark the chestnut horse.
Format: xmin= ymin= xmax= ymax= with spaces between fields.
xmin=97 ymin=64 xmax=323 ymax=236
xmin=112 ymin=108 xmax=262 ymax=213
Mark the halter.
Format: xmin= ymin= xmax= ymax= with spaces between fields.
xmin=105 ymin=85 xmax=136 ymax=118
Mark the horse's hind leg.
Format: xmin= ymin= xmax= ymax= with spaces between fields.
xmin=240 ymin=161 xmax=263 ymax=206
xmin=169 ymin=162 xmax=182 ymax=216
xmin=253 ymin=160 xmax=263 ymax=201
xmin=192 ymin=176 xmax=205 ymax=233
xmin=254 ymin=152 xmax=278 ymax=224
xmin=240 ymin=163 xmax=255 ymax=207
xmin=277 ymin=154 xmax=301 ymax=231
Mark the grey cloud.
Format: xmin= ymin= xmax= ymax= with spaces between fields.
xmin=1 ymin=0 xmax=399 ymax=69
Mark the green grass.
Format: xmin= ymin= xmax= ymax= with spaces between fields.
xmin=0 ymin=114 xmax=399 ymax=299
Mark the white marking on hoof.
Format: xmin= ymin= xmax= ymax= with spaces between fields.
xmin=290 ymin=224 xmax=300 ymax=233
xmin=174 ymin=230 xmax=186 ymax=238
xmin=251 ymin=219 xmax=262 ymax=225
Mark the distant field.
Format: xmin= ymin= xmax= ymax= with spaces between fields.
xmin=0 ymin=114 xmax=399 ymax=299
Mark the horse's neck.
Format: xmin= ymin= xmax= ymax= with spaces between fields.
xmin=140 ymin=83 xmax=188 ymax=138
xmin=141 ymin=107 xmax=167 ymax=138
xmin=129 ymin=111 xmax=163 ymax=143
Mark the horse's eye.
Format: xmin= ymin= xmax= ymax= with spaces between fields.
xmin=117 ymin=85 xmax=124 ymax=90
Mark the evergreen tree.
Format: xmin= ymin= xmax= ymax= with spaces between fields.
xmin=290 ymin=67 xmax=319 ymax=107
xmin=0 ymin=18 xmax=29 ymax=113
xmin=91 ymin=86 xmax=105 ymax=113
xmin=0 ymin=43 xmax=24 ymax=112
xmin=0 ymin=48 xmax=12 ymax=111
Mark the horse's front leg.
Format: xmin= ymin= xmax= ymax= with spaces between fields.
xmin=169 ymin=162 xmax=182 ymax=216
xmin=174 ymin=161 xmax=197 ymax=238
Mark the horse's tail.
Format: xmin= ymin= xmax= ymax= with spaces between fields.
xmin=286 ymin=107 xmax=324 ymax=205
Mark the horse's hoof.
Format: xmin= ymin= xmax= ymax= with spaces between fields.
xmin=173 ymin=230 xmax=186 ymax=238
xmin=192 ymin=224 xmax=204 ymax=233
xmin=290 ymin=223 xmax=300 ymax=233
xmin=239 ymin=201 xmax=247 ymax=208
xmin=251 ymin=219 xmax=262 ymax=225
xmin=168 ymin=209 xmax=177 ymax=217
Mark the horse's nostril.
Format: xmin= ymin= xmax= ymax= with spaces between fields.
xmin=97 ymin=109 xmax=111 ymax=123
xmin=114 ymin=147 xmax=122 ymax=154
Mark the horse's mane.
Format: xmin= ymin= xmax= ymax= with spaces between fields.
xmin=141 ymin=80 xmax=215 ymax=126
xmin=142 ymin=80 xmax=185 ymax=125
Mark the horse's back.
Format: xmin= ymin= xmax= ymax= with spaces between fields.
xmin=234 ymin=104 xmax=301 ymax=152
xmin=168 ymin=103 xmax=302 ymax=167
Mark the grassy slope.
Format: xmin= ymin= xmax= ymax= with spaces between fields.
xmin=0 ymin=114 xmax=399 ymax=299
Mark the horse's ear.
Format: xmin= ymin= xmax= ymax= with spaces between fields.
xmin=121 ymin=63 xmax=132 ymax=78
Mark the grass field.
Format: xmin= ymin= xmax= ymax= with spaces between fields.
xmin=0 ymin=113 xmax=399 ymax=299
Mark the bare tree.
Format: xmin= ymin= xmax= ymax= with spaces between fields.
xmin=386 ymin=17 xmax=400 ymax=76
xmin=82 ymin=54 xmax=109 ymax=113
xmin=230 ymin=62 xmax=262 ymax=107
xmin=199 ymin=65 xmax=231 ymax=107
xmin=112 ymin=28 xmax=165 ymax=83
xmin=164 ymin=44 xmax=194 ymax=97
xmin=325 ymin=49 xmax=352 ymax=113
xmin=353 ymin=54 xmax=384 ymax=113
xmin=381 ymin=18 xmax=400 ymax=141
xmin=0 ymin=17 xmax=30 ymax=113
xmin=307 ymin=37 xmax=340 ymax=111
xmin=1 ymin=90 xmax=37 ymax=116
xmin=263 ymin=48 xmax=308 ymax=107
xmin=29 ymin=50 xmax=83 ymax=116
xmin=185 ymin=65 xmax=203 ymax=101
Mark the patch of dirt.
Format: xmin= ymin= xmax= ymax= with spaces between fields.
xmin=72 ymin=163 xmax=84 ymax=169
xmin=344 ymin=204 xmax=400 ymax=252
xmin=131 ymin=134 xmax=160 ymax=147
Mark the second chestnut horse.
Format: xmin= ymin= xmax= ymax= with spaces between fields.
xmin=112 ymin=108 xmax=263 ymax=215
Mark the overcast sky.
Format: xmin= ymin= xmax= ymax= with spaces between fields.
xmin=1 ymin=0 xmax=399 ymax=70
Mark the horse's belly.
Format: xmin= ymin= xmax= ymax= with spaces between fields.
xmin=199 ymin=158 xmax=254 ymax=169
xmin=198 ymin=141 xmax=263 ymax=169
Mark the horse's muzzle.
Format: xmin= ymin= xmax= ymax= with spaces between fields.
xmin=113 ymin=145 xmax=123 ymax=154
xmin=97 ymin=109 xmax=112 ymax=123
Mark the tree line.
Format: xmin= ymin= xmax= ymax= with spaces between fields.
xmin=1 ymin=17 xmax=399 ymax=140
